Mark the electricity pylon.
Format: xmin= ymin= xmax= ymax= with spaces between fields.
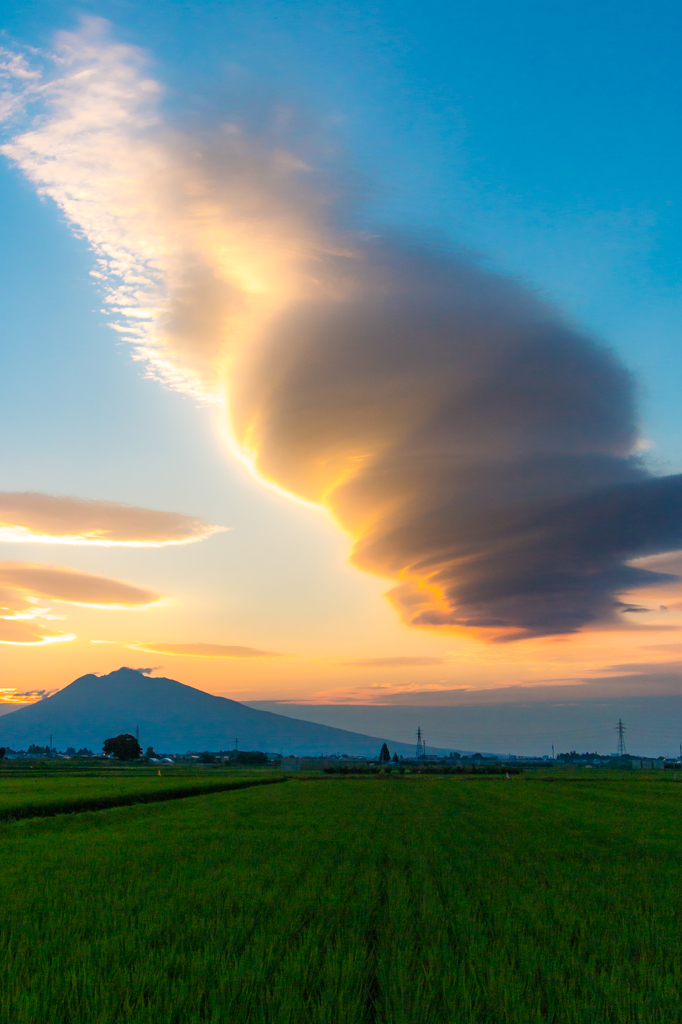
xmin=416 ymin=726 xmax=426 ymax=759
xmin=616 ymin=719 xmax=627 ymax=756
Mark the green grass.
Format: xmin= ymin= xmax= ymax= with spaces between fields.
xmin=0 ymin=774 xmax=681 ymax=1023
xmin=0 ymin=767 xmax=285 ymax=819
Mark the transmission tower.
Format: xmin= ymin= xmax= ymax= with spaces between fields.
xmin=416 ymin=726 xmax=426 ymax=759
xmin=616 ymin=719 xmax=627 ymax=756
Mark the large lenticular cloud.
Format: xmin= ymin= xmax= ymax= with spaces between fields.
xmin=3 ymin=20 xmax=682 ymax=639
xmin=232 ymin=239 xmax=682 ymax=638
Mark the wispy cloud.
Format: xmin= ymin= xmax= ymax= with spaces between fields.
xmin=0 ymin=687 xmax=58 ymax=703
xmin=0 ymin=18 xmax=331 ymax=401
xmin=339 ymin=656 xmax=446 ymax=668
xmin=291 ymin=679 xmax=456 ymax=704
xmin=290 ymin=672 xmax=682 ymax=706
xmin=0 ymin=562 xmax=162 ymax=609
xmin=4 ymin=19 xmax=682 ymax=641
xmin=126 ymin=641 xmax=283 ymax=658
xmin=0 ymin=561 xmax=164 ymax=644
xmin=0 ymin=619 xmax=75 ymax=646
xmin=0 ymin=491 xmax=224 ymax=546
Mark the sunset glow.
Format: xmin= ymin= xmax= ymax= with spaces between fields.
xmin=0 ymin=13 xmax=680 ymax=715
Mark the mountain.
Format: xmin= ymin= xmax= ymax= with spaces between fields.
xmin=0 ymin=667 xmax=424 ymax=756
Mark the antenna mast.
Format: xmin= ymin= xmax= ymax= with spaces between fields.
xmin=616 ymin=719 xmax=627 ymax=757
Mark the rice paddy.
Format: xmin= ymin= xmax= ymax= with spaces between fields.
xmin=0 ymin=772 xmax=680 ymax=1023
xmin=0 ymin=765 xmax=284 ymax=820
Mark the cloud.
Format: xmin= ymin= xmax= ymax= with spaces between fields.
xmin=0 ymin=687 xmax=58 ymax=703
xmin=0 ymin=619 xmax=75 ymax=646
xmin=601 ymin=660 xmax=682 ymax=674
xmin=127 ymin=641 xmax=283 ymax=658
xmin=0 ymin=491 xmax=224 ymax=546
xmin=303 ymin=672 xmax=682 ymax=706
xmin=0 ymin=559 xmax=164 ymax=643
xmin=300 ymin=679 xmax=455 ymax=703
xmin=0 ymin=574 xmax=76 ymax=645
xmin=367 ymin=673 xmax=682 ymax=705
xmin=4 ymin=20 xmax=682 ymax=640
xmin=339 ymin=656 xmax=446 ymax=668
xmin=0 ymin=562 xmax=162 ymax=608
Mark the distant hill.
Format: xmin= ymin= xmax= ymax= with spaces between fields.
xmin=0 ymin=667 xmax=424 ymax=756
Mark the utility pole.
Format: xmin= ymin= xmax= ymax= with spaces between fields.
xmin=49 ymin=733 xmax=52 ymax=753
xmin=616 ymin=719 xmax=627 ymax=757
xmin=552 ymin=744 xmax=555 ymax=761
xmin=235 ymin=737 xmax=239 ymax=751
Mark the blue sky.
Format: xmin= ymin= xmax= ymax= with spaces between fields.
xmin=0 ymin=0 xmax=681 ymax=706
xmin=3 ymin=0 xmax=681 ymax=459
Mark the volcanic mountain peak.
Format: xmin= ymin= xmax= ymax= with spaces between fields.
xmin=0 ymin=667 xmax=418 ymax=756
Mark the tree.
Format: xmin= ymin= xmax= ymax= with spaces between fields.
xmin=103 ymin=734 xmax=142 ymax=761
xmin=233 ymin=751 xmax=268 ymax=765
xmin=379 ymin=743 xmax=391 ymax=763
xmin=0 ymin=747 xmax=5 ymax=760
xmin=145 ymin=746 xmax=157 ymax=759
xmin=392 ymin=752 xmax=399 ymax=763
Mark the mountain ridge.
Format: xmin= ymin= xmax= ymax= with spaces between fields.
xmin=0 ymin=667 xmax=430 ymax=756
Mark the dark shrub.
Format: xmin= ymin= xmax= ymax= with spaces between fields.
xmin=103 ymin=734 xmax=142 ymax=761
xmin=233 ymin=751 xmax=269 ymax=765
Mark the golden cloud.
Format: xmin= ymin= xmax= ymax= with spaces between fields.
xmin=339 ymin=656 xmax=446 ymax=668
xmin=0 ymin=687 xmax=59 ymax=703
xmin=127 ymin=641 xmax=283 ymax=658
xmin=0 ymin=562 xmax=162 ymax=609
xmin=0 ymin=619 xmax=75 ymax=646
xmin=6 ymin=22 xmax=682 ymax=642
xmin=0 ymin=492 xmax=224 ymax=546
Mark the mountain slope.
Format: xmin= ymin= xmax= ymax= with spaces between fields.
xmin=0 ymin=667 xmax=422 ymax=756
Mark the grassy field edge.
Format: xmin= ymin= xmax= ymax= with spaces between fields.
xmin=0 ymin=774 xmax=289 ymax=823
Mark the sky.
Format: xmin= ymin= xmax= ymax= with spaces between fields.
xmin=1 ymin=0 xmax=682 ymax=743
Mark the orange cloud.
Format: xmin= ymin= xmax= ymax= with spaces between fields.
xmin=339 ymin=656 xmax=446 ymax=668
xmin=0 ymin=576 xmax=76 ymax=645
xmin=127 ymin=641 xmax=283 ymax=658
xmin=0 ymin=562 xmax=164 ymax=643
xmin=0 ymin=619 xmax=75 ymax=646
xmin=0 ymin=687 xmax=58 ymax=703
xmin=6 ymin=22 xmax=682 ymax=643
xmin=297 ymin=679 xmax=455 ymax=704
xmin=0 ymin=562 xmax=162 ymax=609
xmin=0 ymin=559 xmax=165 ymax=644
xmin=0 ymin=492 xmax=224 ymax=546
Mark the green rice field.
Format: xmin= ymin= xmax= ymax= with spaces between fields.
xmin=0 ymin=772 xmax=680 ymax=1023
xmin=0 ymin=765 xmax=284 ymax=819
